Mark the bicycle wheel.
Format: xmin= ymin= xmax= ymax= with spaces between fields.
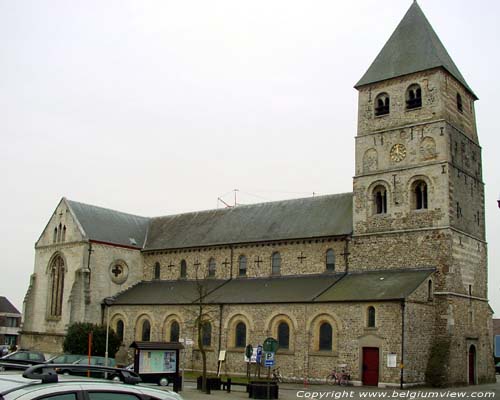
xmin=339 ymin=374 xmax=349 ymax=386
xmin=325 ymin=373 xmax=337 ymax=385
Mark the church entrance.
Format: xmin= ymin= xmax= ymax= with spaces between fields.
xmin=362 ymin=347 xmax=379 ymax=386
xmin=468 ymin=345 xmax=476 ymax=385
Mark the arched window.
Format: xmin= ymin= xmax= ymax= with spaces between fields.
xmin=278 ymin=322 xmax=290 ymax=350
xmin=457 ymin=93 xmax=463 ymax=112
xmin=180 ymin=260 xmax=187 ymax=279
xmin=202 ymin=322 xmax=212 ymax=347
xmin=325 ymin=249 xmax=335 ymax=272
xmin=154 ymin=262 xmax=161 ymax=280
xmin=414 ymin=181 xmax=428 ymax=210
xmin=271 ymin=252 xmax=281 ymax=275
xmin=235 ymin=322 xmax=246 ymax=348
xmin=141 ymin=320 xmax=151 ymax=341
xmin=373 ymin=185 xmax=388 ymax=214
xmin=57 ymin=223 xmax=62 ymax=242
xmin=53 ymin=227 xmax=57 ymax=243
xmin=62 ymin=225 xmax=66 ymax=242
xmin=406 ymin=84 xmax=422 ymax=109
xmin=375 ymin=93 xmax=390 ymax=116
xmin=49 ymin=255 xmax=65 ymax=317
xmin=367 ymin=306 xmax=376 ymax=328
xmin=170 ymin=321 xmax=180 ymax=342
xmin=319 ymin=322 xmax=333 ymax=351
xmin=208 ymin=258 xmax=216 ymax=277
xmin=238 ymin=255 xmax=247 ymax=277
xmin=116 ymin=320 xmax=124 ymax=342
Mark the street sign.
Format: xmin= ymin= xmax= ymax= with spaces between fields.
xmin=263 ymin=337 xmax=279 ymax=353
xmin=264 ymin=351 xmax=275 ymax=367
xmin=245 ymin=344 xmax=253 ymax=360
xmin=256 ymin=345 xmax=263 ymax=363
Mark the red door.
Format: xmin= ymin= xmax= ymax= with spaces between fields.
xmin=362 ymin=347 xmax=379 ymax=386
xmin=468 ymin=345 xmax=476 ymax=385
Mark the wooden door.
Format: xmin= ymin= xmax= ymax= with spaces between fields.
xmin=362 ymin=347 xmax=379 ymax=386
xmin=468 ymin=345 xmax=476 ymax=385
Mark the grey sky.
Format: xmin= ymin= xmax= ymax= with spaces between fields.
xmin=1 ymin=1 xmax=499 ymax=315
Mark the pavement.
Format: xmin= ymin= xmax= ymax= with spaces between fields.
xmin=173 ymin=377 xmax=500 ymax=400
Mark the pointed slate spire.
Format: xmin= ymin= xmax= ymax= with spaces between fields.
xmin=356 ymin=2 xmax=476 ymax=98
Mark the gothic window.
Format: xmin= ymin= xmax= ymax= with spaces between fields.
xmin=154 ymin=262 xmax=161 ymax=280
xmin=325 ymin=249 xmax=335 ymax=272
xmin=49 ymin=255 xmax=65 ymax=317
xmin=116 ymin=320 xmax=124 ymax=342
xmin=406 ymin=84 xmax=422 ymax=109
xmin=373 ymin=185 xmax=388 ymax=214
xmin=278 ymin=322 xmax=290 ymax=350
xmin=457 ymin=93 xmax=463 ymax=112
xmin=375 ymin=93 xmax=390 ymax=116
xmin=141 ymin=320 xmax=151 ymax=341
xmin=319 ymin=322 xmax=333 ymax=351
xmin=53 ymin=227 xmax=57 ymax=243
xmin=62 ymin=225 xmax=66 ymax=242
xmin=170 ymin=321 xmax=180 ymax=342
xmin=235 ymin=322 xmax=246 ymax=348
xmin=57 ymin=223 xmax=62 ymax=242
xmin=238 ymin=255 xmax=247 ymax=277
xmin=202 ymin=322 xmax=212 ymax=347
xmin=367 ymin=306 xmax=376 ymax=328
xmin=180 ymin=260 xmax=187 ymax=279
xmin=271 ymin=252 xmax=281 ymax=275
xmin=208 ymin=258 xmax=216 ymax=277
xmin=413 ymin=181 xmax=428 ymax=210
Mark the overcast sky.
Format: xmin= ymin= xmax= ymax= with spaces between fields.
xmin=1 ymin=0 xmax=499 ymax=316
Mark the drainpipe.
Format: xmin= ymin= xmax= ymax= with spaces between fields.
xmin=87 ymin=241 xmax=93 ymax=285
xmin=400 ymin=299 xmax=406 ymax=389
xmin=218 ymin=304 xmax=223 ymax=355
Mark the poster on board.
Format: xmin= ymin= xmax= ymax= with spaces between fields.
xmin=139 ymin=350 xmax=177 ymax=374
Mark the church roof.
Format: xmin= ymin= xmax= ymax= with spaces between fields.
xmin=66 ymin=199 xmax=150 ymax=249
xmin=355 ymin=2 xmax=476 ymax=99
xmin=110 ymin=269 xmax=434 ymax=305
xmin=144 ymin=193 xmax=353 ymax=250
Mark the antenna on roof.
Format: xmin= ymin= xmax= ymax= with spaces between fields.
xmin=217 ymin=189 xmax=240 ymax=208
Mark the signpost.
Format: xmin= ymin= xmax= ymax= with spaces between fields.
xmin=245 ymin=345 xmax=253 ymax=378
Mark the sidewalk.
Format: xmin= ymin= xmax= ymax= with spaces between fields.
xmin=174 ymin=377 xmax=500 ymax=400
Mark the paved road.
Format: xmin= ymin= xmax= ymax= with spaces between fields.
xmin=176 ymin=377 xmax=500 ymax=400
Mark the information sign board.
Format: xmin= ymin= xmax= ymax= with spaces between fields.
xmin=138 ymin=350 xmax=177 ymax=374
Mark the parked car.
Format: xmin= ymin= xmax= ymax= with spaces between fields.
xmin=0 ymin=345 xmax=9 ymax=357
xmin=59 ymin=356 xmax=117 ymax=378
xmin=0 ymin=363 xmax=183 ymax=400
xmin=46 ymin=353 xmax=86 ymax=364
xmin=0 ymin=350 xmax=45 ymax=371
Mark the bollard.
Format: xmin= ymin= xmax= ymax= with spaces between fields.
xmin=226 ymin=378 xmax=231 ymax=393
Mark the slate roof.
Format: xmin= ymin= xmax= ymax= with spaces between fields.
xmin=144 ymin=193 xmax=353 ymax=251
xmin=0 ymin=297 xmax=21 ymax=315
xmin=314 ymin=269 xmax=434 ymax=302
xmin=355 ymin=2 xmax=476 ymax=98
xmin=66 ymin=199 xmax=150 ymax=249
xmin=110 ymin=269 xmax=434 ymax=305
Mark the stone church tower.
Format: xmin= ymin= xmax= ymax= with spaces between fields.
xmin=352 ymin=2 xmax=491 ymax=384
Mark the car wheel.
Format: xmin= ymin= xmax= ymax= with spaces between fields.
xmin=159 ymin=377 xmax=169 ymax=386
xmin=110 ymin=374 xmax=120 ymax=382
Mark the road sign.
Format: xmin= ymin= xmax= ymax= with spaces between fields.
xmin=263 ymin=337 xmax=279 ymax=353
xmin=245 ymin=344 xmax=253 ymax=360
xmin=264 ymin=351 xmax=275 ymax=367
xmin=256 ymin=345 xmax=263 ymax=363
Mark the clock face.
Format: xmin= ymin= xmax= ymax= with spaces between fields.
xmin=390 ymin=144 xmax=407 ymax=162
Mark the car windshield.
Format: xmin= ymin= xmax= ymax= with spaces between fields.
xmin=51 ymin=354 xmax=85 ymax=363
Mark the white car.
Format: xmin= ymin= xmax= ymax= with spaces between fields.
xmin=0 ymin=364 xmax=183 ymax=400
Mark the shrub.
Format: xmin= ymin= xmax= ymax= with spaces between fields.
xmin=63 ymin=322 xmax=121 ymax=358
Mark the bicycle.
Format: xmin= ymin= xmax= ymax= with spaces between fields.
xmin=272 ymin=367 xmax=283 ymax=383
xmin=325 ymin=364 xmax=350 ymax=386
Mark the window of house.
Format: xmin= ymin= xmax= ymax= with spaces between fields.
xmin=373 ymin=186 xmax=388 ymax=214
xmin=208 ymin=258 xmax=216 ymax=277
xmin=202 ymin=322 xmax=212 ymax=347
xmin=319 ymin=322 xmax=333 ymax=351
xmin=49 ymin=255 xmax=65 ymax=317
xmin=367 ymin=306 xmax=376 ymax=328
xmin=6 ymin=317 xmax=18 ymax=327
xmin=116 ymin=320 xmax=124 ymax=342
xmin=141 ymin=320 xmax=151 ymax=341
xmin=180 ymin=260 xmax=187 ymax=279
xmin=278 ymin=322 xmax=290 ymax=350
xmin=238 ymin=255 xmax=247 ymax=277
xmin=406 ymin=84 xmax=422 ymax=109
xmin=154 ymin=262 xmax=161 ymax=280
xmin=325 ymin=249 xmax=335 ymax=272
xmin=414 ymin=181 xmax=428 ymax=210
xmin=235 ymin=322 xmax=246 ymax=348
xmin=375 ymin=93 xmax=390 ymax=116
xmin=271 ymin=252 xmax=281 ymax=275
xmin=170 ymin=321 xmax=180 ymax=342
xmin=457 ymin=93 xmax=463 ymax=112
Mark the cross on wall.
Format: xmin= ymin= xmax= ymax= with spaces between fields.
xmin=297 ymin=252 xmax=307 ymax=263
xmin=254 ymin=256 xmax=263 ymax=266
xmin=111 ymin=265 xmax=123 ymax=277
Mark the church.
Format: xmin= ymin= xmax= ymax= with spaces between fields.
xmin=20 ymin=2 xmax=495 ymax=387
